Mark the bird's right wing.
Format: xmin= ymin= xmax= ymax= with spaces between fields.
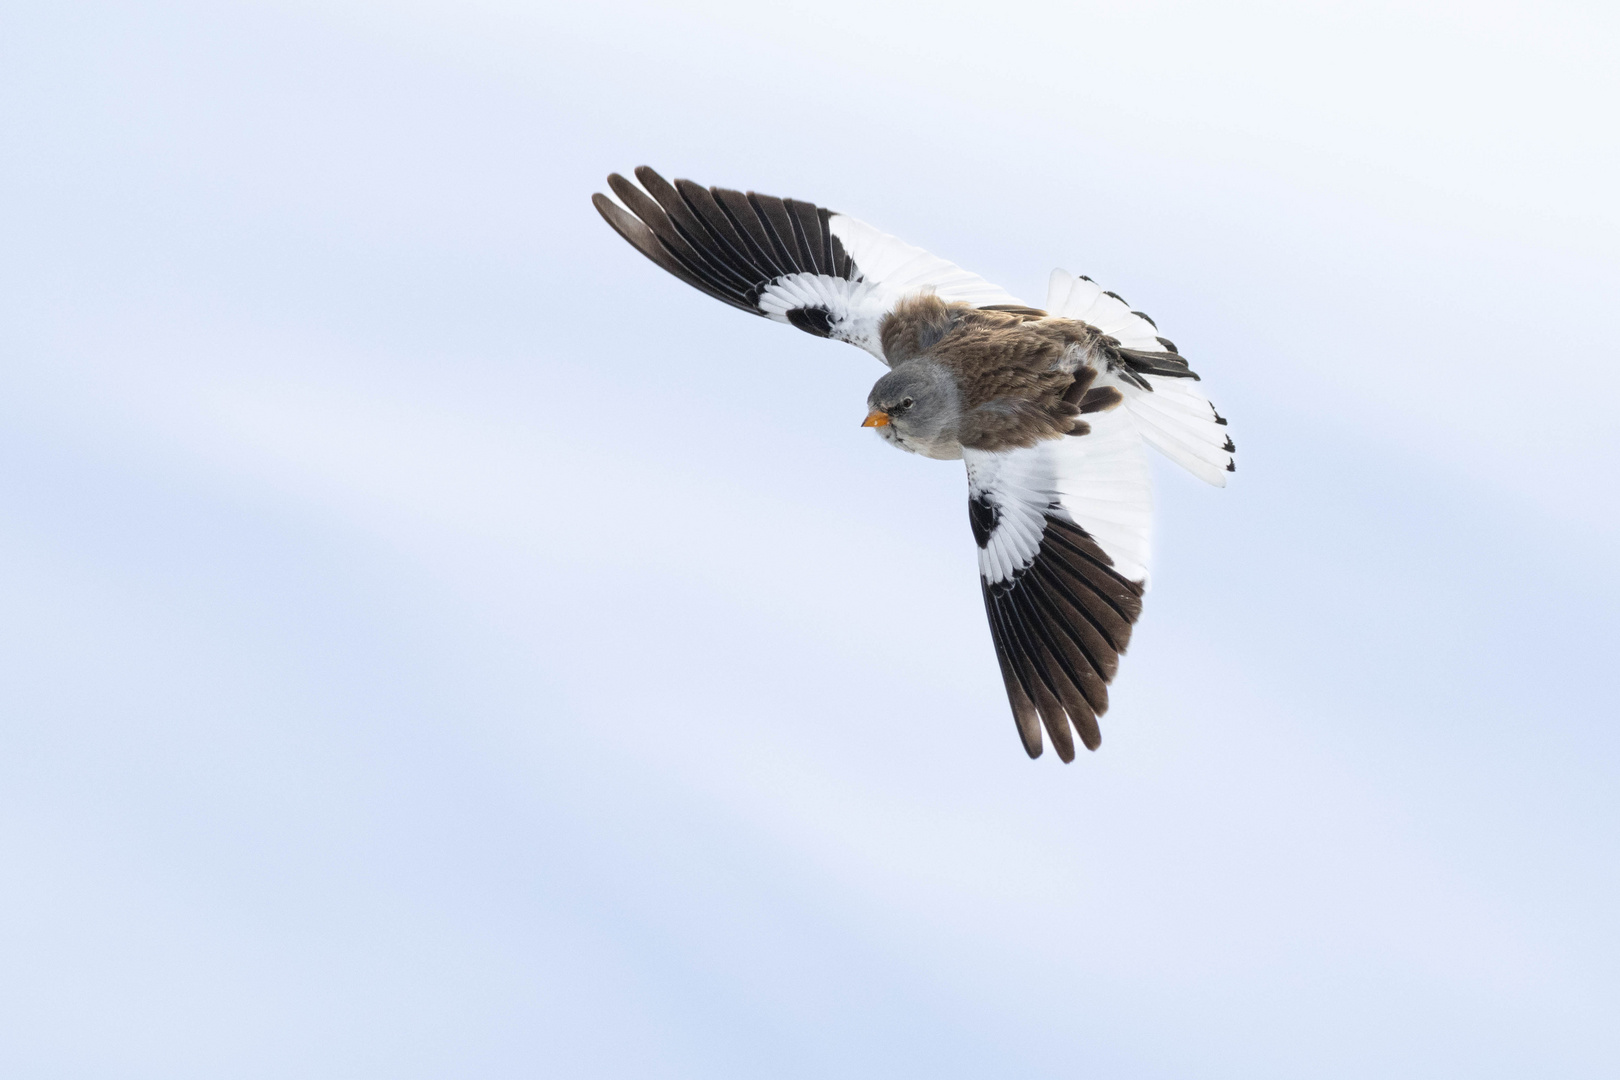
xmin=593 ymin=167 xmax=1032 ymax=364
xmin=963 ymin=402 xmax=1152 ymax=762
xmin=966 ymin=271 xmax=1236 ymax=761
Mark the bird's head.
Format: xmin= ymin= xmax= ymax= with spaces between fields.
xmin=863 ymin=360 xmax=962 ymax=458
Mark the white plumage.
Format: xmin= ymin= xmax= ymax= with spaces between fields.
xmin=966 ymin=404 xmax=1153 ymax=588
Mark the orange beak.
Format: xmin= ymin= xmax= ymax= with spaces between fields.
xmin=862 ymin=409 xmax=891 ymax=428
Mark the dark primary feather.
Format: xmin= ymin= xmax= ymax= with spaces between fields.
xmin=604 ymin=173 xmax=754 ymax=307
xmin=593 ymin=167 xmax=858 ymax=331
xmin=978 ymin=512 xmax=1144 ymax=760
xmin=592 ymin=193 xmax=754 ymax=313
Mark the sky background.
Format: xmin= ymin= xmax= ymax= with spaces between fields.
xmin=3 ymin=1 xmax=1618 ymax=1076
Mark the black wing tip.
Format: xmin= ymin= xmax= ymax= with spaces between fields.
xmin=597 ymin=168 xmax=866 ymax=342
xmin=977 ymin=503 xmax=1154 ymax=761
xmin=590 ymin=188 xmax=652 ymax=247
xmin=605 ymin=171 xmax=641 ymax=204
xmin=593 ymin=188 xmax=762 ymax=315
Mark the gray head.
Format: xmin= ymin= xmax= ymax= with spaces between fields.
xmin=862 ymin=360 xmax=963 ymax=459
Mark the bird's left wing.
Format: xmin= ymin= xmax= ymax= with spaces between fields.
xmin=593 ymin=167 xmax=1030 ymax=364
xmin=963 ymin=402 xmax=1152 ymax=762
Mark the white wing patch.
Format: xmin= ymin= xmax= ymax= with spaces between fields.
xmin=964 ymin=405 xmax=1153 ymax=587
xmin=755 ymin=272 xmax=891 ymax=356
xmin=830 ymin=216 xmax=1026 ymax=309
xmin=756 ymin=216 xmax=1028 ymax=361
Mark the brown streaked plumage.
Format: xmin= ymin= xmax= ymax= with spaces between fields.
xmin=878 ymin=295 xmax=1126 ymax=454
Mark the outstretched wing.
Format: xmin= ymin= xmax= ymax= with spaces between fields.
xmin=967 ymin=272 xmax=1237 ymax=760
xmin=1046 ymin=269 xmax=1236 ymax=485
xmin=964 ymin=403 xmax=1152 ymax=762
xmin=593 ymin=167 xmax=1031 ymax=364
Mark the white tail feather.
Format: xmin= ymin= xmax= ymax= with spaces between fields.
xmin=1047 ymin=268 xmax=1233 ymax=486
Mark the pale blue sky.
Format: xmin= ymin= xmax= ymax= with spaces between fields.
xmin=3 ymin=2 xmax=1617 ymax=1076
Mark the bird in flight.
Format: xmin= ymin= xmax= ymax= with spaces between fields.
xmin=593 ymin=167 xmax=1234 ymax=762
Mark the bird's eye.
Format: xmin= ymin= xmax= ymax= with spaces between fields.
xmin=899 ymin=397 xmax=915 ymax=410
